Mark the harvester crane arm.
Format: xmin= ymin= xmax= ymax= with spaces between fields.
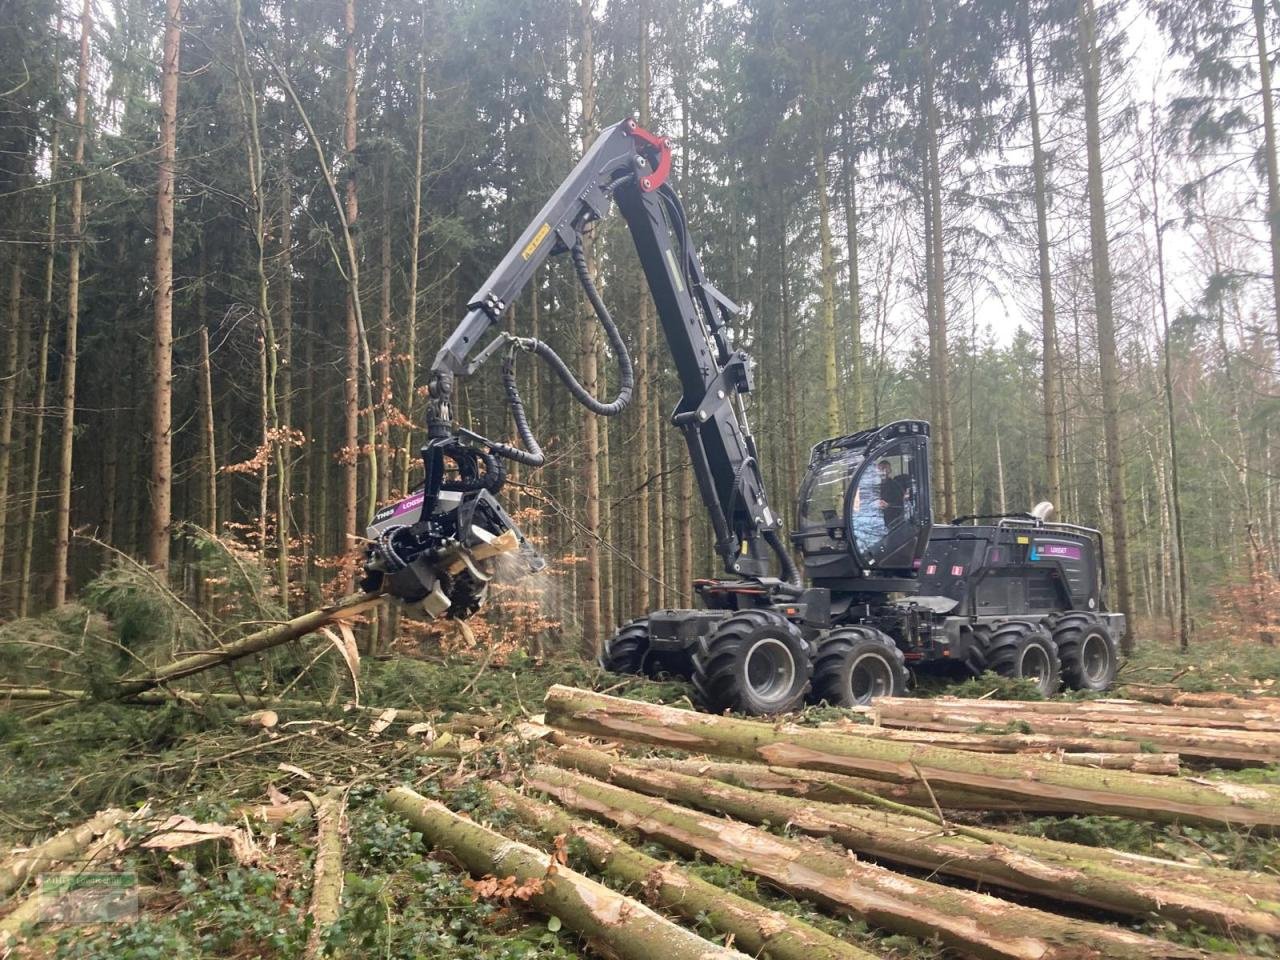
xmin=365 ymin=118 xmax=796 ymax=617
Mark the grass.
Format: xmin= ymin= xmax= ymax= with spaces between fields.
xmin=1 ymin=593 xmax=1278 ymax=959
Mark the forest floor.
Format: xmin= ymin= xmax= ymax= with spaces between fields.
xmin=1 ymin=603 xmax=1279 ymax=959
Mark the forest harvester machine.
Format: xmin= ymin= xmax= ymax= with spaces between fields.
xmin=358 ymin=118 xmax=1124 ymax=715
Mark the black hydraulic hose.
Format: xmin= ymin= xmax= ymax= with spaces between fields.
xmin=765 ymin=528 xmax=803 ymax=587
xmin=487 ymin=236 xmax=634 ymax=469
xmin=484 ymin=352 xmax=546 ymax=468
xmin=519 ymin=240 xmax=633 ymax=416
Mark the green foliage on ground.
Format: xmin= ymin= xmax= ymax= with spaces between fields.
xmin=2 ymin=587 xmax=1279 ymax=959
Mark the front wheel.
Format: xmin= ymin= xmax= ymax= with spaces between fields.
xmin=811 ymin=626 xmax=909 ymax=707
xmin=692 ymin=610 xmax=812 ymax=716
xmin=599 ymin=619 xmax=651 ymax=675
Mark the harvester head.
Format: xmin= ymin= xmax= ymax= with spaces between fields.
xmin=360 ymin=486 xmax=545 ymax=620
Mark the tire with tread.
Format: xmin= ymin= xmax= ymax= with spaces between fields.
xmin=1052 ymin=612 xmax=1118 ymax=691
xmin=691 ymin=609 xmax=811 ymax=715
xmin=811 ymin=626 xmax=909 ymax=707
xmin=599 ymin=619 xmax=650 ymax=676
xmin=972 ymin=619 xmax=1061 ymax=697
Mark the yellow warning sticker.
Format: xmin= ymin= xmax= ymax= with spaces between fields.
xmin=521 ymin=222 xmax=551 ymax=261
xmin=1017 ymin=536 xmax=1030 ymax=544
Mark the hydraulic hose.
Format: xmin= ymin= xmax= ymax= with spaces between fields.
xmin=486 ymin=237 xmax=633 ymax=469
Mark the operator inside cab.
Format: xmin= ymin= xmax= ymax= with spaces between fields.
xmin=852 ymin=457 xmax=914 ymax=559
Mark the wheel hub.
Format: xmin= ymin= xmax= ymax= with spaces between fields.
xmin=1080 ymin=632 xmax=1109 ymax=683
xmin=744 ymin=637 xmax=796 ymax=702
xmin=1019 ymin=643 xmax=1052 ymax=689
xmin=848 ymin=652 xmax=893 ymax=705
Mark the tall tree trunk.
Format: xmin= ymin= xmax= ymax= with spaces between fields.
xmin=342 ymin=0 xmax=360 ymax=577
xmin=1023 ymin=15 xmax=1062 ymax=508
xmin=633 ymin=0 xmax=652 ymax=615
xmin=52 ymin=0 xmax=92 ymax=607
xmin=578 ymin=0 xmax=602 ymax=654
xmin=402 ymin=10 xmax=427 ymax=494
xmin=921 ymin=26 xmax=956 ymax=521
xmin=19 ymin=100 xmax=59 ymax=618
xmin=815 ymin=134 xmax=841 ymax=438
xmin=841 ymin=124 xmax=864 ymax=426
xmin=1253 ymin=0 xmax=1280 ymax=361
xmin=1148 ymin=115 xmax=1190 ymax=651
xmin=232 ymin=0 xmax=287 ymax=607
xmin=1078 ymin=0 xmax=1133 ymax=649
xmin=197 ymin=326 xmax=216 ymax=532
xmin=0 ymin=260 xmax=21 ymax=584
xmin=148 ymin=0 xmax=181 ymax=573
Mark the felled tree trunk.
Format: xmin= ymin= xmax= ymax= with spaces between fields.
xmin=0 ymin=808 xmax=128 ymax=899
xmin=874 ymin=696 xmax=1280 ymax=732
xmin=303 ymin=790 xmax=346 ymax=960
xmin=526 ymin=764 xmax=1228 ymax=960
xmin=551 ymin=745 xmax=1280 ymax=939
xmin=486 ymin=783 xmax=881 ymax=960
xmin=871 ymin=702 xmax=1280 ymax=767
xmin=383 ymin=786 xmax=747 ymax=960
xmin=112 ymin=593 xmax=383 ymax=697
xmin=636 ymin=754 xmax=1053 ymax=811
xmin=1117 ymin=686 xmax=1280 ymax=713
xmin=542 ymin=685 xmax=1280 ymax=830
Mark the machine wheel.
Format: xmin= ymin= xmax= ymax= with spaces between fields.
xmin=600 ymin=619 xmax=694 ymax=680
xmin=1052 ymin=613 xmax=1118 ymax=691
xmin=810 ymin=626 xmax=909 ymax=707
xmin=974 ymin=619 xmax=1061 ymax=698
xmin=692 ymin=610 xmax=811 ymax=716
xmin=599 ymin=619 xmax=651 ymax=676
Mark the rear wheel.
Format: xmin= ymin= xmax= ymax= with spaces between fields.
xmin=692 ymin=610 xmax=811 ymax=715
xmin=1053 ymin=613 xmax=1118 ymax=691
xmin=974 ymin=619 xmax=1061 ymax=697
xmin=811 ymin=626 xmax=909 ymax=707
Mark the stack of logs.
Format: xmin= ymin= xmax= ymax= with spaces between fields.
xmin=394 ymin=685 xmax=1280 ymax=960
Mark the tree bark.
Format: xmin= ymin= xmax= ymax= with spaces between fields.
xmin=920 ymin=6 xmax=955 ymax=520
xmin=629 ymin=752 xmax=1062 ymax=812
xmin=197 ymin=325 xmax=217 ymax=533
xmin=0 ymin=808 xmax=128 ymax=899
xmin=1023 ymin=15 xmax=1062 ymax=509
xmin=342 ymin=0 xmax=361 ymax=579
xmin=147 ymin=0 xmax=181 ymax=573
xmin=841 ymin=125 xmax=864 ymax=426
xmin=111 ymin=593 xmax=382 ymax=697
xmin=384 ymin=786 xmax=748 ymax=960
xmin=52 ymin=0 xmax=92 ymax=607
xmin=577 ymin=0 xmax=602 ymax=653
xmin=875 ymin=695 xmax=1280 ymax=730
xmin=486 ymin=783 xmax=881 ymax=960
xmin=526 ymin=764 xmax=1226 ymax=960
xmin=401 ymin=12 xmax=426 ymax=493
xmin=303 ymin=790 xmax=345 ymax=959
xmin=0 ymin=260 xmax=22 ymax=583
xmin=542 ymin=685 xmax=1280 ymax=828
xmin=815 ymin=134 xmax=841 ymax=438
xmin=867 ymin=702 xmax=1280 ymax=766
xmin=1077 ymin=0 xmax=1133 ymax=648
xmin=549 ymin=746 xmax=1278 ymax=938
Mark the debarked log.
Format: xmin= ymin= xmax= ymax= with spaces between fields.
xmin=551 ymin=745 xmax=1280 ymax=939
xmin=485 ymin=782 xmax=883 ymax=960
xmin=525 ymin=763 xmax=1232 ymax=960
xmin=384 ymin=785 xmax=749 ymax=960
xmin=542 ymin=685 xmax=1280 ymax=830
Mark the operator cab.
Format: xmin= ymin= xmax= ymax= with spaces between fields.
xmin=792 ymin=420 xmax=933 ymax=593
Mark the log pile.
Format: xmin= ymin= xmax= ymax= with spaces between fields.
xmin=378 ymin=683 xmax=1272 ymax=959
